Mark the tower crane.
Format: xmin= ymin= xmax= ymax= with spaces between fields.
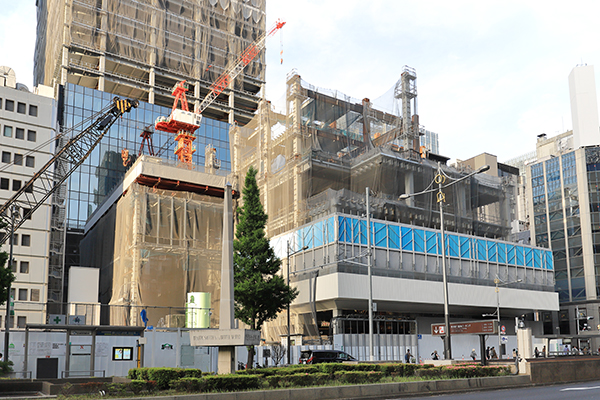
xmin=0 ymin=97 xmax=138 ymax=244
xmin=155 ymin=19 xmax=286 ymax=164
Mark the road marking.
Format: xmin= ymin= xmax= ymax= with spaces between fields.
xmin=560 ymin=386 xmax=600 ymax=391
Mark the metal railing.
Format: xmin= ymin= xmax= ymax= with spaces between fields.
xmin=61 ymin=370 xmax=106 ymax=378
xmin=6 ymin=371 xmax=33 ymax=379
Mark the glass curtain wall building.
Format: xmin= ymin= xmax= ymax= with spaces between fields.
xmin=527 ymin=147 xmax=600 ymax=339
xmin=62 ymin=83 xmax=231 ymax=229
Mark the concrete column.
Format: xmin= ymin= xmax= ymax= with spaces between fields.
xmin=219 ymin=182 xmax=235 ymax=374
xmin=98 ymin=56 xmax=106 ymax=91
xmin=228 ymin=92 xmax=235 ymax=125
xmin=149 ymin=67 xmax=155 ymax=104
xmin=404 ymin=172 xmax=414 ymax=207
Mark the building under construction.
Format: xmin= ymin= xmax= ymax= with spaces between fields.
xmin=230 ymin=69 xmax=558 ymax=360
xmin=35 ymin=0 xmax=266 ymax=125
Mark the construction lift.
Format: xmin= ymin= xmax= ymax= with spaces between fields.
xmin=0 ymin=97 xmax=138 ymax=244
xmin=155 ymin=19 xmax=286 ymax=164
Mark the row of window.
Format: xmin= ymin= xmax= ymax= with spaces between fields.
xmin=0 ymin=315 xmax=27 ymax=329
xmin=2 ymin=125 xmax=37 ymax=141
xmin=0 ymin=177 xmax=33 ymax=193
xmin=9 ymin=259 xmax=30 ymax=274
xmin=10 ymin=287 xmax=40 ymax=302
xmin=0 ymin=98 xmax=38 ymax=116
xmin=6 ymin=233 xmax=32 ymax=247
xmin=1 ymin=151 xmax=35 ymax=167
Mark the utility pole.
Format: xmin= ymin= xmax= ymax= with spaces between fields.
xmin=4 ymin=205 xmax=18 ymax=362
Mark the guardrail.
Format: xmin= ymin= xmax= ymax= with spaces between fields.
xmin=7 ymin=371 xmax=33 ymax=379
xmin=61 ymin=370 xmax=106 ymax=378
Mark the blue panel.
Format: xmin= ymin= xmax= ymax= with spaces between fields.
xmin=426 ymin=231 xmax=438 ymax=254
xmin=546 ymin=250 xmax=554 ymax=270
xmin=389 ymin=225 xmax=400 ymax=249
xmin=303 ymin=226 xmax=313 ymax=249
xmin=507 ymin=245 xmax=515 ymax=265
xmin=515 ymin=246 xmax=524 ymax=266
xmin=326 ymin=217 xmax=335 ymax=244
xmin=414 ymin=229 xmax=425 ymax=253
xmin=477 ymin=239 xmax=487 ymax=261
xmin=338 ymin=216 xmax=349 ymax=242
xmin=488 ymin=241 xmax=497 ymax=262
xmin=534 ymin=249 xmax=542 ymax=269
xmin=459 ymin=237 xmax=470 ymax=258
xmin=352 ymin=218 xmax=360 ymax=244
xmin=374 ymin=222 xmax=387 ymax=247
xmin=294 ymin=229 xmax=302 ymax=251
xmin=447 ymin=234 xmax=459 ymax=257
xmin=437 ymin=233 xmax=443 ymax=255
xmin=497 ymin=243 xmax=506 ymax=264
xmin=524 ymin=247 xmax=533 ymax=267
xmin=359 ymin=220 xmax=367 ymax=245
xmin=313 ymin=221 xmax=323 ymax=247
xmin=400 ymin=226 xmax=412 ymax=250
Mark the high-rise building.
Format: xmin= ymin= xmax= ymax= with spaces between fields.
xmin=34 ymin=0 xmax=266 ymax=307
xmin=0 ymin=67 xmax=57 ymax=327
xmin=525 ymin=65 xmax=600 ymax=347
xmin=419 ymin=128 xmax=440 ymax=155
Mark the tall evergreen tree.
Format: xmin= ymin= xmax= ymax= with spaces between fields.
xmin=233 ymin=166 xmax=298 ymax=368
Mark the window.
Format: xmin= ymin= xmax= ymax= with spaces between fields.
xmin=18 ymin=288 xmax=27 ymax=301
xmin=12 ymin=234 xmax=17 ymax=245
xmin=30 ymin=289 xmax=39 ymax=302
xmin=29 ymin=105 xmax=38 ymax=117
xmin=1 ymin=151 xmax=10 ymax=163
xmin=3 ymin=125 xmax=12 ymax=137
xmin=5 ymin=99 xmax=14 ymax=111
xmin=12 ymin=180 xmax=21 ymax=191
xmin=10 ymin=259 xmax=16 ymax=273
xmin=27 ymin=130 xmax=36 ymax=142
xmin=20 ymin=261 xmax=29 ymax=273
xmin=21 ymin=234 xmax=31 ymax=246
xmin=25 ymin=156 xmax=34 ymax=168
xmin=15 ymin=127 xmax=24 ymax=139
xmin=17 ymin=102 xmax=26 ymax=114
xmin=13 ymin=154 xmax=23 ymax=165
xmin=17 ymin=316 xmax=26 ymax=328
xmin=0 ymin=178 xmax=8 ymax=190
xmin=24 ymin=184 xmax=33 ymax=193
xmin=22 ymin=208 xmax=32 ymax=220
xmin=10 ymin=288 xmax=15 ymax=300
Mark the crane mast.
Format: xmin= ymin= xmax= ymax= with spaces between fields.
xmin=0 ymin=97 xmax=138 ymax=244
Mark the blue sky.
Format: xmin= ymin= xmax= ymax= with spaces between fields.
xmin=3 ymin=1 xmax=600 ymax=163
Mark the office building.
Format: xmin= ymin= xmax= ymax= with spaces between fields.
xmin=0 ymin=66 xmax=57 ymax=327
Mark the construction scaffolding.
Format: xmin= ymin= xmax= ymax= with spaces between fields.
xmin=35 ymin=0 xmax=266 ymax=123
xmin=230 ymin=72 xmax=515 ymax=241
xmin=82 ymin=181 xmax=225 ymax=327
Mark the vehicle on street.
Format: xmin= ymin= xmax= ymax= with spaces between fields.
xmin=299 ymin=350 xmax=356 ymax=364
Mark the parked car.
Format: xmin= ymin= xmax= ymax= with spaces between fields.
xmin=299 ymin=350 xmax=356 ymax=364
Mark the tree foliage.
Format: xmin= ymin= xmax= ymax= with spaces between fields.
xmin=0 ymin=216 xmax=15 ymax=307
xmin=233 ymin=167 xmax=298 ymax=367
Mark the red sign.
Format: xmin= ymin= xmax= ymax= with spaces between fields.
xmin=431 ymin=320 xmax=497 ymax=336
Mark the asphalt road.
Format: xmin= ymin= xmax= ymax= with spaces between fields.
xmin=390 ymin=381 xmax=600 ymax=400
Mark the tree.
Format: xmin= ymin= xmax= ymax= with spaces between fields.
xmin=0 ymin=215 xmax=14 ymax=307
xmin=233 ymin=166 xmax=298 ymax=368
xmin=270 ymin=343 xmax=286 ymax=367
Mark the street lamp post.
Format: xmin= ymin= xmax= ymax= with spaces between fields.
xmin=485 ymin=276 xmax=521 ymax=358
xmin=4 ymin=205 xmax=18 ymax=362
xmin=287 ymin=241 xmax=308 ymax=365
xmin=366 ymin=187 xmax=374 ymax=361
xmin=400 ymin=162 xmax=489 ymax=360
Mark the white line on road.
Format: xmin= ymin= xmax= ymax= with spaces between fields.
xmin=560 ymin=386 xmax=600 ymax=391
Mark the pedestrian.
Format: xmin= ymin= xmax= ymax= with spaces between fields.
xmin=563 ymin=345 xmax=569 ymax=355
xmin=405 ymin=349 xmax=411 ymax=363
xmin=485 ymin=346 xmax=490 ymax=360
xmin=542 ymin=345 xmax=546 ymax=357
xmin=490 ymin=347 xmax=498 ymax=359
xmin=431 ymin=350 xmax=439 ymax=360
xmin=512 ymin=348 xmax=517 ymax=358
xmin=534 ymin=347 xmax=539 ymax=358
xmin=470 ymin=349 xmax=477 ymax=361
xmin=0 ymin=352 xmax=3 ymax=362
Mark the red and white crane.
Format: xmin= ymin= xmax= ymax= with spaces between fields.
xmin=155 ymin=19 xmax=286 ymax=164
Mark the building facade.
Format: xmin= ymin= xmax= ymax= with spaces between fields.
xmin=33 ymin=0 xmax=266 ymax=308
xmin=0 ymin=67 xmax=57 ymax=327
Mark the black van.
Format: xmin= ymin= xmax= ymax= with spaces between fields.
xmin=299 ymin=350 xmax=356 ymax=364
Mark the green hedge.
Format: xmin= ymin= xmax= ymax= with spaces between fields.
xmin=334 ymin=371 xmax=384 ymax=384
xmin=203 ymin=375 xmax=262 ymax=392
xmin=128 ymin=367 xmax=203 ymax=389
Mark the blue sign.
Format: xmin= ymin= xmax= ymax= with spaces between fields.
xmin=417 ymin=334 xmax=422 ymax=339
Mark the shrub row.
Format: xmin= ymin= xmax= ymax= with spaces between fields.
xmin=127 ymin=367 xmax=204 ymax=390
xmin=169 ymin=375 xmax=261 ymax=392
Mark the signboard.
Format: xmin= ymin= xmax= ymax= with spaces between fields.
xmin=49 ymin=314 xmax=66 ymax=325
xmin=68 ymin=315 xmax=86 ymax=325
xmin=431 ymin=320 xmax=497 ymax=336
xmin=189 ymin=329 xmax=261 ymax=347
xmin=501 ymin=325 xmax=506 ymax=334
xmin=501 ymin=335 xmax=508 ymax=344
